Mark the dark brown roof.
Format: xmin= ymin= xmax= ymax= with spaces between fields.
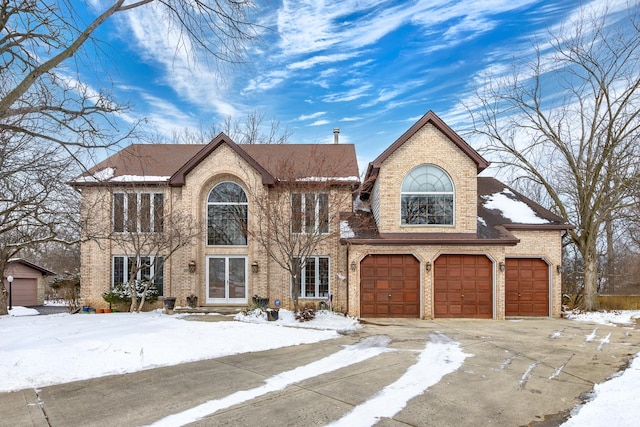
xmin=360 ymin=110 xmax=490 ymax=197
xmin=72 ymin=134 xmax=359 ymax=187
xmin=341 ymin=176 xmax=571 ymax=246
xmin=477 ymin=177 xmax=571 ymax=230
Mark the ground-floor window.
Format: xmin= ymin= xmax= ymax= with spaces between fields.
xmin=294 ymin=256 xmax=329 ymax=298
xmin=112 ymin=255 xmax=164 ymax=296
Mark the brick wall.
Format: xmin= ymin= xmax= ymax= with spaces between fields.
xmin=373 ymin=123 xmax=478 ymax=234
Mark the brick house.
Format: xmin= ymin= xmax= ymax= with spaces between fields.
xmin=73 ymin=111 xmax=570 ymax=319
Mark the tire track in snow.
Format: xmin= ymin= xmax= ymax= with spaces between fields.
xmin=144 ymin=335 xmax=393 ymax=427
xmin=326 ymin=332 xmax=470 ymax=427
xmin=549 ymin=355 xmax=574 ymax=380
xmin=597 ymin=333 xmax=612 ymax=351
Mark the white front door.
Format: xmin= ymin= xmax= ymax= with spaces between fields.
xmin=206 ymin=256 xmax=247 ymax=304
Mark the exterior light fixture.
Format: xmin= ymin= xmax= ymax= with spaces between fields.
xmin=188 ymin=260 xmax=196 ymax=273
xmin=425 ymin=261 xmax=432 ymax=272
xmin=557 ymin=265 xmax=563 ymax=274
xmin=251 ymin=262 xmax=259 ymax=273
xmin=499 ymin=261 xmax=506 ymax=272
xmin=350 ymin=261 xmax=356 ymax=272
xmin=6 ymin=275 xmax=13 ymax=310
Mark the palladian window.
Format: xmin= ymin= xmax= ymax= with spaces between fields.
xmin=401 ymin=165 xmax=454 ymax=225
xmin=207 ymin=182 xmax=248 ymax=245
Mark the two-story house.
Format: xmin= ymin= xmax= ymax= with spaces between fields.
xmin=73 ymin=111 xmax=570 ymax=319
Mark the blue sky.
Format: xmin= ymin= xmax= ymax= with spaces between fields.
xmin=77 ymin=0 xmax=634 ymax=172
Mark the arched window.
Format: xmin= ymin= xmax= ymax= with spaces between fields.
xmin=207 ymin=182 xmax=248 ymax=245
xmin=401 ymin=165 xmax=454 ymax=225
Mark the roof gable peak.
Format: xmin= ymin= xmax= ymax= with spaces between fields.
xmin=371 ymin=110 xmax=489 ymax=172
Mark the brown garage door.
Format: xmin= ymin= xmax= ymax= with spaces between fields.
xmin=505 ymin=258 xmax=549 ymax=316
xmin=434 ymin=254 xmax=492 ymax=318
xmin=360 ymin=254 xmax=420 ymax=318
xmin=10 ymin=278 xmax=38 ymax=306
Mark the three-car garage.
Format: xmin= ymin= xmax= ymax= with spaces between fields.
xmin=358 ymin=253 xmax=550 ymax=319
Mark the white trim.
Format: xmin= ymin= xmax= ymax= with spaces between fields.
xmin=205 ymin=255 xmax=248 ymax=304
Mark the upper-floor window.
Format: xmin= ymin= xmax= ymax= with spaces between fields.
xmin=291 ymin=193 xmax=329 ymax=233
xmin=113 ymin=192 xmax=163 ymax=233
xmin=207 ymin=182 xmax=247 ymax=246
xmin=401 ymin=165 xmax=454 ymax=225
xmin=112 ymin=255 xmax=164 ymax=296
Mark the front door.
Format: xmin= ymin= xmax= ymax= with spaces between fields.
xmin=206 ymin=256 xmax=247 ymax=304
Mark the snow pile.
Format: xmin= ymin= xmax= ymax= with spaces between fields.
xmin=563 ymin=310 xmax=640 ymax=327
xmin=235 ymin=308 xmax=362 ymax=333
xmin=562 ymin=354 xmax=640 ymax=426
xmin=482 ymin=189 xmax=549 ymax=224
xmin=0 ymin=310 xmax=348 ymax=393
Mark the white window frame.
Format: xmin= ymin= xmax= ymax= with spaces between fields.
xmin=291 ymin=193 xmax=329 ymax=234
xmin=400 ymin=165 xmax=455 ymax=226
xmin=293 ymin=256 xmax=330 ymax=298
xmin=113 ymin=192 xmax=163 ymax=233
xmin=112 ymin=255 xmax=164 ymax=295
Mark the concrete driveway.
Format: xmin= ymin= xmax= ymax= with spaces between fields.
xmin=2 ymin=318 xmax=639 ymax=427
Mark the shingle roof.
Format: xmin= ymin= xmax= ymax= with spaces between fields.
xmin=341 ymin=176 xmax=572 ymax=246
xmin=71 ymin=133 xmax=360 ymax=187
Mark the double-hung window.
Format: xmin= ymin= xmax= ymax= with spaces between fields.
xmin=112 ymin=255 xmax=164 ymax=295
xmin=294 ymin=256 xmax=329 ymax=298
xmin=291 ymin=193 xmax=329 ymax=233
xmin=113 ymin=192 xmax=164 ymax=232
xmin=401 ymin=165 xmax=454 ymax=225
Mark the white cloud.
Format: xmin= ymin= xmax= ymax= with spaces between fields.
xmin=298 ymin=112 xmax=326 ymax=121
xmin=288 ymin=53 xmax=358 ymax=70
xmin=121 ymin=4 xmax=239 ymax=117
xmin=323 ymin=84 xmax=372 ymax=103
xmin=308 ymin=119 xmax=330 ymax=126
xmin=340 ymin=117 xmax=362 ymax=122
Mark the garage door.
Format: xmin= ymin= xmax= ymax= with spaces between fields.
xmin=434 ymin=255 xmax=492 ymax=318
xmin=505 ymin=258 xmax=549 ymax=316
xmin=10 ymin=278 xmax=38 ymax=306
xmin=360 ymin=254 xmax=420 ymax=318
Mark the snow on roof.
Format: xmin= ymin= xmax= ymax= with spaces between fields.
xmin=482 ymin=189 xmax=550 ymax=224
xmin=73 ymin=168 xmax=170 ymax=183
xmin=296 ymin=176 xmax=360 ymax=182
xmin=340 ymin=220 xmax=355 ymax=239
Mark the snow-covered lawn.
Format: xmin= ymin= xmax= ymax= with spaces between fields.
xmin=1 ymin=307 xmax=639 ymax=426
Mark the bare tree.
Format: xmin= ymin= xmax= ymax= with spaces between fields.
xmin=241 ymin=149 xmax=355 ymax=312
xmin=170 ymin=111 xmax=293 ymax=145
xmin=85 ymin=188 xmax=202 ymax=312
xmin=470 ymin=4 xmax=640 ymax=310
xmin=0 ymin=0 xmax=258 ymax=314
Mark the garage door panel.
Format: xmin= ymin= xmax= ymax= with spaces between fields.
xmin=505 ymin=258 xmax=549 ymax=316
xmin=360 ymin=255 xmax=420 ymax=318
xmin=10 ymin=278 xmax=38 ymax=306
xmin=434 ymin=255 xmax=492 ymax=319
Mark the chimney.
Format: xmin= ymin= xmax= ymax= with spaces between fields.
xmin=333 ymin=128 xmax=340 ymax=144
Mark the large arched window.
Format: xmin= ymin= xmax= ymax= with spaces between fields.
xmin=401 ymin=165 xmax=454 ymax=225
xmin=207 ymin=182 xmax=248 ymax=245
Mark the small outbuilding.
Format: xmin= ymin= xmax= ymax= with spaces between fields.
xmin=3 ymin=259 xmax=56 ymax=307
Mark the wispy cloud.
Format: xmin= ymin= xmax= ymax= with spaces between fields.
xmin=298 ymin=112 xmax=326 ymax=121
xmin=121 ymin=4 xmax=239 ymax=117
xmin=323 ymin=84 xmax=372 ymax=103
xmin=308 ymin=119 xmax=330 ymax=126
xmin=288 ymin=53 xmax=359 ymax=70
xmin=340 ymin=117 xmax=362 ymax=122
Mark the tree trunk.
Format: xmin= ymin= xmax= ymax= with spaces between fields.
xmin=0 ymin=284 xmax=8 ymax=316
xmin=582 ymin=245 xmax=600 ymax=311
xmin=605 ymin=217 xmax=615 ymax=294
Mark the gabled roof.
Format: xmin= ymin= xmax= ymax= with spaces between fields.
xmin=340 ymin=176 xmax=572 ymax=246
xmin=71 ymin=135 xmax=360 ymax=187
xmin=360 ymin=110 xmax=490 ymax=197
xmin=7 ymin=258 xmax=56 ymax=276
xmin=169 ymin=133 xmax=276 ymax=186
